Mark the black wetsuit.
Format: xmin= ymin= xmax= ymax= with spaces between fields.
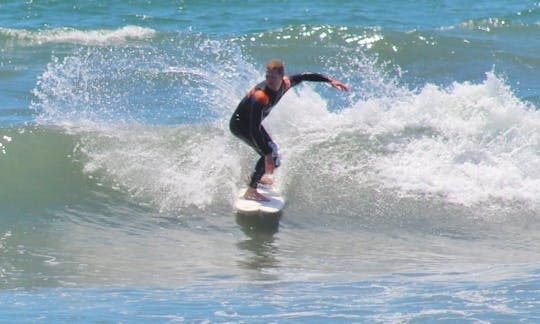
xmin=230 ymin=72 xmax=331 ymax=188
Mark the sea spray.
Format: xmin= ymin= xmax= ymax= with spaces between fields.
xmin=31 ymin=33 xmax=255 ymax=126
xmin=30 ymin=34 xmax=253 ymax=211
xmin=0 ymin=135 xmax=12 ymax=155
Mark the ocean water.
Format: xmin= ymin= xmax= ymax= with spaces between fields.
xmin=2 ymin=0 xmax=540 ymax=322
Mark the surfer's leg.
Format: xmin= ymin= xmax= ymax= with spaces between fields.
xmin=260 ymin=127 xmax=280 ymax=169
xmin=243 ymin=156 xmax=273 ymax=201
xmin=230 ymin=121 xmax=273 ymax=201
xmin=249 ymin=156 xmax=266 ymax=188
xmin=249 ymin=143 xmax=280 ymax=187
xmin=253 ymin=128 xmax=280 ymax=186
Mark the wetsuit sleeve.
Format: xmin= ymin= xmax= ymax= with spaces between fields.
xmin=248 ymin=91 xmax=273 ymax=155
xmin=289 ymin=72 xmax=331 ymax=87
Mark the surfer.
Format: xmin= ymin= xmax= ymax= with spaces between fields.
xmin=230 ymin=59 xmax=349 ymax=201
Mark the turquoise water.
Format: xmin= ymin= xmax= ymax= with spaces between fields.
xmin=3 ymin=0 xmax=540 ymax=322
xmin=4 ymin=275 xmax=540 ymax=322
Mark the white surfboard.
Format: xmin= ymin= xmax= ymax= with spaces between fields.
xmin=234 ymin=186 xmax=285 ymax=214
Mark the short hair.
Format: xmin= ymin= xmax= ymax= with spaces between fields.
xmin=266 ymin=59 xmax=285 ymax=76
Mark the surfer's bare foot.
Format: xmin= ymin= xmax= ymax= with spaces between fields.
xmin=244 ymin=187 xmax=270 ymax=202
xmin=259 ymin=175 xmax=273 ymax=186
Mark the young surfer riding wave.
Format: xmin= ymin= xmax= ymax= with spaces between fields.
xmin=230 ymin=59 xmax=349 ymax=201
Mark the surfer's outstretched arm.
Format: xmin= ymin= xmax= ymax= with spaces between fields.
xmin=288 ymin=72 xmax=349 ymax=92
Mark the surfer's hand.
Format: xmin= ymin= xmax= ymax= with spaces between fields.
xmin=264 ymin=154 xmax=275 ymax=174
xmin=330 ymin=79 xmax=349 ymax=92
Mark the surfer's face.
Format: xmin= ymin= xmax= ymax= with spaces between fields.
xmin=265 ymin=69 xmax=283 ymax=92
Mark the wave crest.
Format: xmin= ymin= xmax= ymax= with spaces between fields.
xmin=0 ymin=25 xmax=155 ymax=46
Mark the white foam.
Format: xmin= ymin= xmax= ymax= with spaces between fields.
xmin=76 ymin=124 xmax=240 ymax=212
xmin=272 ymin=72 xmax=540 ymax=207
xmin=369 ymin=73 xmax=540 ymax=206
xmin=1 ymin=25 xmax=155 ymax=46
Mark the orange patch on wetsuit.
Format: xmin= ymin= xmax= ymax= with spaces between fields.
xmin=249 ymin=89 xmax=270 ymax=106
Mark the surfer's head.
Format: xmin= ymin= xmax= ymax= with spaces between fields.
xmin=266 ymin=59 xmax=284 ymax=76
xmin=265 ymin=59 xmax=284 ymax=91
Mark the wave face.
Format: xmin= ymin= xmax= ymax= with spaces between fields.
xmin=23 ymin=23 xmax=540 ymax=214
